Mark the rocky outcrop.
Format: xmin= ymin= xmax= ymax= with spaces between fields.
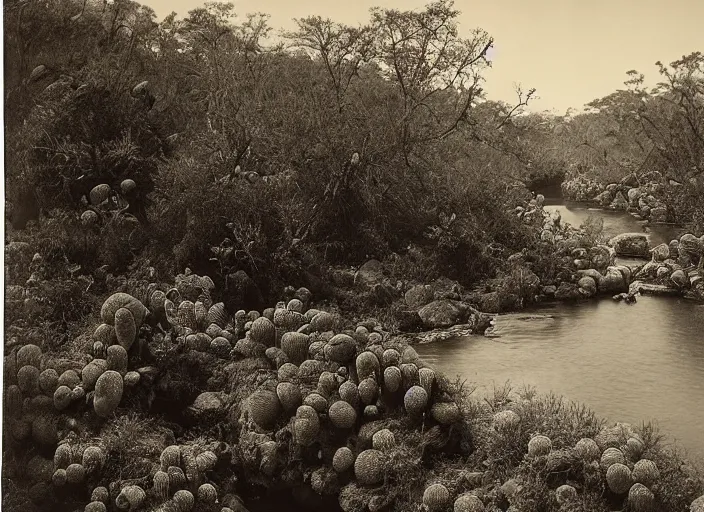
xmin=609 ymin=233 xmax=651 ymax=258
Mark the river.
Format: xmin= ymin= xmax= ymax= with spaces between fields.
xmin=416 ymin=201 xmax=704 ymax=461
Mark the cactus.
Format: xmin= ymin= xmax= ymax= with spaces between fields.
xmin=249 ymin=317 xmax=276 ymax=347
xmin=195 ymin=451 xmax=217 ymax=473
xmin=632 ymin=459 xmax=660 ymax=487
xmin=601 ymin=447 xmax=626 ymax=470
xmin=575 ymin=438 xmax=600 ymax=461
xmin=287 ymin=299 xmax=303 ymax=313
xmin=400 ymin=363 xmax=419 ymax=389
xmin=323 ymin=334 xmax=356 ymax=363
xmin=66 ymin=463 xmax=86 ymax=484
xmin=89 ymin=184 xmax=111 ymax=205
xmin=52 ymin=468 xmax=67 ymax=487
xmin=403 ymin=386 xmax=428 ymax=417
xmin=114 ymin=308 xmax=137 ymax=350
xmin=160 ymin=445 xmax=181 ymax=470
xmin=328 ymin=400 xmax=357 ymax=429
xmin=82 ymin=359 xmax=108 ymax=391
xmin=358 ymin=378 xmax=378 ymax=406
xmin=17 ymin=365 xmax=40 ymax=395
xmin=273 ymin=308 xmax=306 ymax=331
xmin=91 ymin=487 xmax=110 ymax=503
xmin=293 ymin=416 xmax=320 ymax=446
xmin=383 ymin=366 xmax=402 ymax=393
xmin=317 ymin=371 xmax=337 ymax=397
xmin=6 ymin=385 xmax=23 ymax=417
xmin=423 ymin=483 xmax=450 ymax=512
xmin=248 ymin=389 xmax=282 ymax=430
xmin=106 ymin=345 xmax=129 ymax=373
xmin=54 ymin=443 xmax=73 ymax=469
xmin=453 ymin=494 xmax=484 ymax=512
xmin=17 ymin=344 xmax=43 ymax=368
xmin=280 ymin=332 xmax=310 ymax=365
xmin=82 ymin=446 xmax=105 ymax=474
xmin=101 ymin=293 xmax=148 ymax=327
xmin=418 ymin=367 xmax=435 ymax=396
xmin=303 ymin=392 xmax=327 ymax=413
xmin=120 ymin=179 xmax=137 ymax=194
xmin=628 ymin=483 xmax=655 ymax=511
xmin=207 ymin=303 xmax=229 ymax=328
xmin=354 ymin=449 xmax=385 ymax=486
xmin=93 ymin=323 xmax=117 ymax=347
xmin=606 ymin=463 xmax=633 ymax=494
xmin=356 ymin=352 xmax=380 ymax=381
xmin=93 ymin=370 xmax=124 ymax=417
xmin=167 ymin=465 xmax=187 ymax=490
xmin=115 ymin=485 xmax=146 ymax=510
xmin=276 ymin=382 xmax=303 ymax=412
xmin=334 ymin=380 xmax=356 ymax=406
xmin=123 ymin=371 xmax=140 ymax=387
xmin=333 ymin=447 xmax=355 ymax=473
xmin=310 ymin=311 xmax=338 ymax=332
xmin=382 ymin=349 xmax=401 ymax=367
xmin=430 ymin=402 xmax=461 ymax=425
xmin=58 ymin=370 xmax=81 ymax=388
xmin=178 ymin=300 xmax=197 ymax=331
xmin=85 ymin=502 xmax=107 ymax=512
xmin=493 ymin=410 xmax=521 ymax=429
xmin=527 ymin=435 xmax=552 ymax=457
xmin=371 ymin=429 xmax=395 ymax=452
xmin=153 ymin=470 xmax=170 ymax=500
xmin=173 ymin=489 xmax=194 ymax=511
xmin=197 ymin=483 xmax=218 ymax=504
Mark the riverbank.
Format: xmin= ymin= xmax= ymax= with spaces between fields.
xmin=3 ymin=269 xmax=704 ymax=512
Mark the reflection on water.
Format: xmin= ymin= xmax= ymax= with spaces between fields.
xmin=545 ymin=203 xmax=683 ymax=246
xmin=416 ymin=296 xmax=704 ymax=460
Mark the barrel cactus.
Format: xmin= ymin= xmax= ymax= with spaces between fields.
xmin=153 ymin=470 xmax=169 ymax=501
xmin=85 ymin=501 xmax=106 ymax=512
xmin=371 ymin=429 xmax=396 ymax=452
xmin=52 ymin=469 xmax=67 ymax=487
xmin=423 ymin=483 xmax=450 ymax=512
xmin=195 ymin=451 xmax=217 ymax=473
xmin=333 ymin=447 xmax=355 ymax=473
xmin=303 ymin=392 xmax=328 ymax=413
xmin=106 ymin=345 xmax=128 ymax=373
xmin=555 ymin=484 xmax=578 ymax=505
xmin=329 ymin=400 xmax=357 ymax=429
xmin=356 ymin=351 xmax=380 ymax=381
xmin=276 ymin=382 xmax=303 ymax=412
xmin=339 ymin=381 xmax=360 ymax=406
xmin=383 ymin=366 xmax=402 ymax=392
xmin=101 ymin=293 xmax=147 ymax=327
xmin=358 ymin=378 xmax=379 ymax=405
xmin=207 ymin=303 xmax=229 ymax=328
xmin=17 ymin=365 xmax=40 ymax=395
xmin=310 ymin=311 xmax=339 ymax=332
xmin=430 ymin=402 xmax=461 ymax=425
xmin=628 ymin=483 xmax=655 ymax=511
xmin=274 ymin=308 xmax=305 ymax=331
xmin=114 ymin=308 xmax=137 ymax=350
xmin=280 ymin=332 xmax=310 ymax=365
xmin=89 ymin=184 xmax=111 ymax=206
xmin=400 ymin=363 xmax=419 ymax=388
xmin=632 ymin=459 xmax=660 ymax=487
xmin=293 ymin=416 xmax=320 ymax=446
xmin=575 ymin=438 xmax=600 ymax=461
xmin=403 ymin=385 xmax=428 ymax=417
xmin=418 ymin=367 xmax=435 ymax=396
xmin=173 ymin=489 xmax=194 ymax=511
xmin=91 ymin=486 xmax=110 ymax=503
xmin=197 ymin=483 xmax=218 ymax=504
xmin=167 ymin=466 xmax=187 ymax=489
xmin=66 ymin=463 xmax=86 ymax=484
xmin=601 ymin=447 xmax=626 ymax=470
xmin=323 ymin=334 xmax=357 ymax=363
xmin=354 ymin=449 xmax=385 ymax=486
xmin=248 ymin=389 xmax=282 ymax=430
xmin=250 ymin=317 xmax=276 ymax=347
xmin=278 ymin=363 xmax=299 ymax=382
xmin=82 ymin=446 xmax=105 ymax=474
xmin=115 ymin=485 xmax=146 ymax=510
xmin=38 ymin=369 xmax=59 ymax=395
xmin=382 ymin=349 xmax=401 ymax=367
xmin=527 ymin=435 xmax=552 ymax=457
xmin=120 ymin=179 xmax=137 ymax=194
xmin=93 ymin=370 xmax=124 ymax=417
xmin=453 ymin=494 xmax=484 ymax=512
xmin=606 ymin=463 xmax=633 ymax=494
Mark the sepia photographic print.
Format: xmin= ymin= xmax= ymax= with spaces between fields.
xmin=2 ymin=0 xmax=704 ymax=511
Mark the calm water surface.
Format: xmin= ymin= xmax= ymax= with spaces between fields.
xmin=417 ymin=204 xmax=704 ymax=460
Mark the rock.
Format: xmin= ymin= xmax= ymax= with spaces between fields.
xmin=590 ymin=245 xmax=615 ymax=272
xmin=610 ymin=191 xmax=628 ymax=210
xmin=404 ymin=285 xmax=435 ymax=309
xmin=629 ymin=281 xmax=681 ymax=297
xmin=609 ymin=233 xmax=650 ymax=258
xmin=650 ymin=243 xmax=670 ymax=262
xmin=627 ymin=187 xmax=642 ymax=206
xmin=190 ymin=392 xmax=226 ymax=413
xmin=554 ymin=282 xmax=582 ymax=301
xmin=671 ymin=269 xmax=688 ymax=288
xmin=595 ymin=190 xmax=613 ymax=206
xmin=650 ymin=206 xmax=667 ymax=223
xmin=541 ymin=285 xmax=557 ymax=297
xmin=599 ymin=267 xmax=628 ymax=293
xmin=479 ymin=292 xmax=502 ymax=314
xmin=417 ymin=300 xmax=468 ymax=329
xmin=578 ymin=276 xmax=597 ymax=297
xmin=354 ymin=260 xmax=384 ymax=288
xmin=620 ymin=173 xmax=639 ymax=188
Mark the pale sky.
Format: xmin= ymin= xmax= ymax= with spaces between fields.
xmin=142 ymin=0 xmax=704 ymax=114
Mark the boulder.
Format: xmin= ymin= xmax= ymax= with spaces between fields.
xmin=599 ymin=267 xmax=628 ymax=293
xmin=577 ymin=276 xmax=598 ymax=297
xmin=590 ymin=245 xmax=615 ymax=272
xmin=609 ymin=233 xmax=650 ymax=258
xmin=650 ymin=206 xmax=667 ymax=223
xmin=554 ymin=282 xmax=582 ymax=301
xmin=354 ymin=260 xmax=384 ymax=289
xmin=369 ymin=281 xmax=398 ymax=306
xmin=595 ymin=190 xmax=613 ymax=207
xmin=609 ymin=192 xmax=628 ymax=210
xmin=417 ymin=300 xmax=468 ymax=329
xmin=395 ymin=310 xmax=424 ymax=332
xmin=627 ymin=187 xmax=642 ymax=206
xmin=404 ymin=285 xmax=435 ymax=309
